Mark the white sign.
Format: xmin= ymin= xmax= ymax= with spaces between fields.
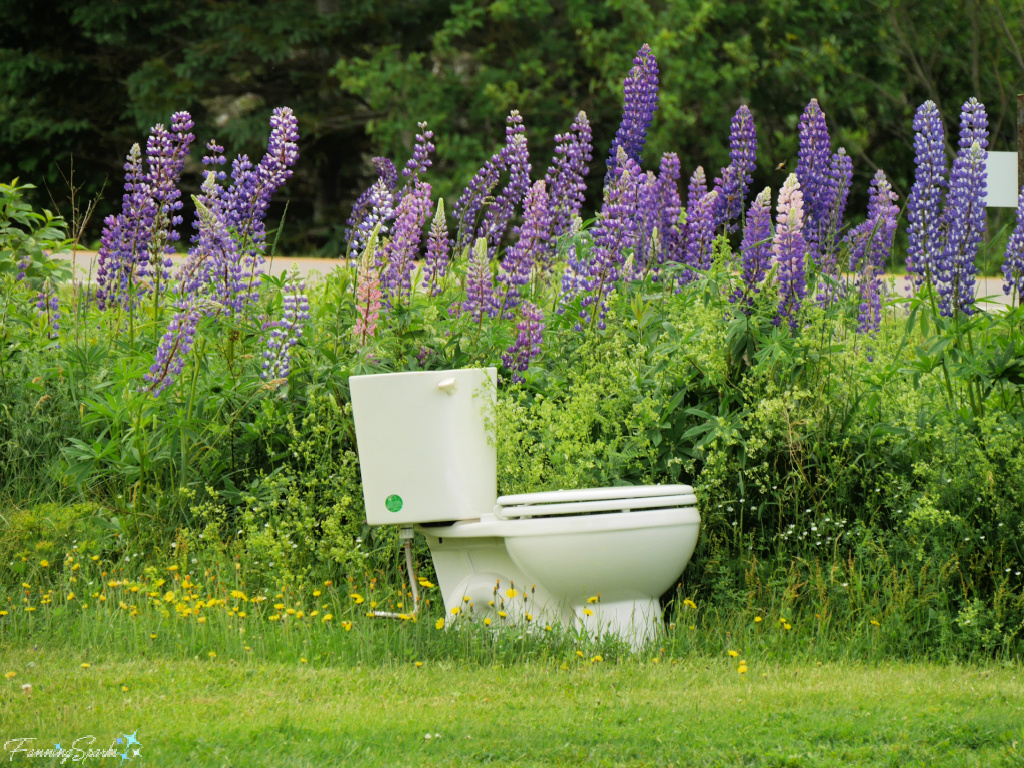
xmin=985 ymin=151 xmax=1019 ymax=208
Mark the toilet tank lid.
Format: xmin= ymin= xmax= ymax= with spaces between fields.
xmin=495 ymin=485 xmax=697 ymax=520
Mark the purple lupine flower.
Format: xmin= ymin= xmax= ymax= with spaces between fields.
xmin=544 ymin=110 xmax=593 ymax=254
xmin=479 ymin=111 xmax=531 ymax=254
xmin=579 ymin=148 xmax=642 ymax=328
xmin=632 ymin=169 xmax=661 ymax=278
xmin=35 ymin=286 xmax=60 ymax=340
xmin=906 ymin=100 xmax=947 ymax=290
xmin=773 ymin=174 xmax=808 ymax=331
xmin=731 ymin=187 xmax=773 ymax=312
xmin=608 ymin=43 xmax=659 ymax=173
xmin=402 ymin=122 xmax=435 ymax=183
xmin=148 ymin=109 xmax=299 ymax=395
xmin=353 ymin=245 xmax=383 ymax=346
xmin=1002 ymin=185 xmax=1024 ymax=303
xmin=795 ymin=99 xmax=832 ymax=265
xmin=379 ymin=179 xmax=432 ymax=305
xmin=453 ymin=133 xmax=507 ymax=251
xmin=422 ymin=198 xmax=451 ymax=295
xmin=935 ymin=141 xmax=986 ymax=317
xmin=847 ymin=170 xmax=899 ymax=335
xmin=498 ymin=180 xmax=551 ymax=317
xmin=96 ymin=113 xmax=195 ymax=310
xmin=347 ymin=157 xmax=398 ymax=257
xmin=463 ymin=237 xmax=498 ymax=322
xmin=656 ymin=153 xmax=685 ymax=271
xmin=144 ymin=299 xmax=201 ymax=395
xmin=958 ymin=98 xmax=989 ymax=152
xmin=681 ymin=190 xmax=717 ymax=285
xmin=502 ymin=301 xmax=544 ymax=383
xmin=260 ymin=278 xmax=310 ymax=381
xmin=813 ymin=148 xmax=854 ymax=307
xmin=687 ymin=166 xmax=708 ymax=212
xmin=711 ymin=105 xmax=758 ymax=233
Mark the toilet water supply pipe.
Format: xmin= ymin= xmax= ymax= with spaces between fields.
xmin=369 ymin=526 xmax=422 ymax=621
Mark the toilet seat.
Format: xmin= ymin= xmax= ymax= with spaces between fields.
xmin=420 ymin=485 xmax=699 ymax=539
xmin=495 ymin=484 xmax=696 ymax=519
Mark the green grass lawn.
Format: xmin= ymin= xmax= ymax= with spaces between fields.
xmin=2 ymin=649 xmax=1023 ymax=767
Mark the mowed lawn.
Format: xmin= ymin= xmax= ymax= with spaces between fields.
xmin=2 ymin=649 xmax=1023 ymax=766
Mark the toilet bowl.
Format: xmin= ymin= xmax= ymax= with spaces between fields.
xmin=349 ymin=367 xmax=701 ymax=647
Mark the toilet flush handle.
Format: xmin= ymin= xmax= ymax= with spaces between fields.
xmin=437 ymin=377 xmax=458 ymax=395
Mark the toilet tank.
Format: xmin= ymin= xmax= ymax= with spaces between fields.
xmin=350 ymin=368 xmax=498 ymax=526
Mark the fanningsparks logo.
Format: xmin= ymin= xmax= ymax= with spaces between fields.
xmin=3 ymin=730 xmax=142 ymax=762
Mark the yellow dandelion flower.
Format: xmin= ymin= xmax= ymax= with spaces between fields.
xmin=119 ymin=601 xmax=129 ymax=610
xmin=505 ymin=588 xmax=518 ymax=599
xmin=238 ymin=611 xmax=247 ymax=618
xmin=575 ymin=650 xmax=585 ymax=658
xmin=483 ymin=618 xmax=492 ymax=626
xmin=414 ymin=661 xmax=424 ymax=668
xmin=728 ymin=650 xmax=739 ymax=657
xmin=545 ymin=624 xmax=552 ymax=632
xmin=312 ymin=590 xmax=321 ymax=597
xmin=583 ymin=608 xmax=594 ymax=617
xmin=350 ymin=594 xmax=365 ymax=604
xmin=163 ymin=591 xmax=175 ymax=602
xmin=66 ymin=592 xmax=75 ymax=601
xmin=90 ymin=555 xmax=99 ymax=561
xmin=587 ymin=595 xmax=600 ymax=604
xmin=300 ymin=658 xmax=307 ymax=664
xmin=341 ymin=621 xmax=352 ymax=632
xmin=0 ymin=611 xmax=8 ymax=617
xmin=4 ymin=672 xmax=15 ymax=680
xmin=80 ymin=663 xmax=90 ymax=669
xmin=121 ymin=685 xmax=128 ymax=692
xmin=307 ymin=611 xmax=316 ymax=618
xmin=738 ymin=663 xmax=748 ymax=674
xmin=417 ymin=579 xmax=434 ymax=588
xmin=208 ymin=651 xmax=216 ymax=659
xmin=24 ymin=606 xmax=35 ymax=612
xmin=462 ymin=595 xmax=471 ymax=603
xmin=525 ymin=613 xmax=533 ymax=622
xmin=754 ymin=616 xmax=762 ymax=623
xmin=683 ymin=599 xmax=697 ymax=609
xmin=197 ymin=616 xmax=207 ymax=624
xmin=498 ymin=611 xmax=507 ymax=619
xmin=779 ymin=617 xmax=787 ymax=624
xmin=324 ymin=580 xmax=333 ymax=586
xmin=129 ymin=585 xmax=139 ymax=592
xmin=149 ymin=633 xmax=157 ymax=640
xmin=39 ymin=559 xmax=49 ymax=567
xmin=783 ymin=623 xmax=792 ymax=630
xmin=870 ymin=619 xmax=880 ymax=627
xmin=285 ymin=608 xmax=296 ymax=616
xmin=167 ymin=565 xmax=178 ymax=572
xmin=269 ymin=615 xmax=281 ymax=622
xmin=230 ymin=590 xmax=247 ymax=601
xmin=274 ymin=603 xmax=285 ymax=610
xmin=435 ymin=618 xmax=445 ymax=630
xmin=21 ymin=583 xmax=30 ymax=589
xmin=398 ymin=614 xmax=411 ymax=621
xmin=322 ymin=614 xmax=333 ymax=622
xmin=591 ymin=655 xmax=603 ymax=663
xmin=450 ymin=606 xmax=461 ymax=616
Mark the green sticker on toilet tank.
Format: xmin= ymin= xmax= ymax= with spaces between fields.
xmin=385 ymin=494 xmax=403 ymax=513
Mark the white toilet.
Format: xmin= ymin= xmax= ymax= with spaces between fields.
xmin=349 ymin=367 xmax=700 ymax=647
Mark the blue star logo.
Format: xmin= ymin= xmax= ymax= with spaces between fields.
xmin=116 ymin=737 xmax=124 ymax=745
xmin=124 ymin=731 xmax=139 ymax=749
xmin=54 ymin=743 xmax=61 ymax=750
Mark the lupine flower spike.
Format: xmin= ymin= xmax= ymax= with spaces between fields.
xmin=1002 ymin=185 xmax=1024 ymax=305
xmin=847 ymin=170 xmax=899 ymax=337
xmin=712 ymin=104 xmax=757 ymax=233
xmin=731 ymin=187 xmax=773 ymax=312
xmin=905 ymin=100 xmax=947 ymax=292
xmin=607 ymin=43 xmax=659 ymax=174
xmin=773 ymin=173 xmax=808 ymax=332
